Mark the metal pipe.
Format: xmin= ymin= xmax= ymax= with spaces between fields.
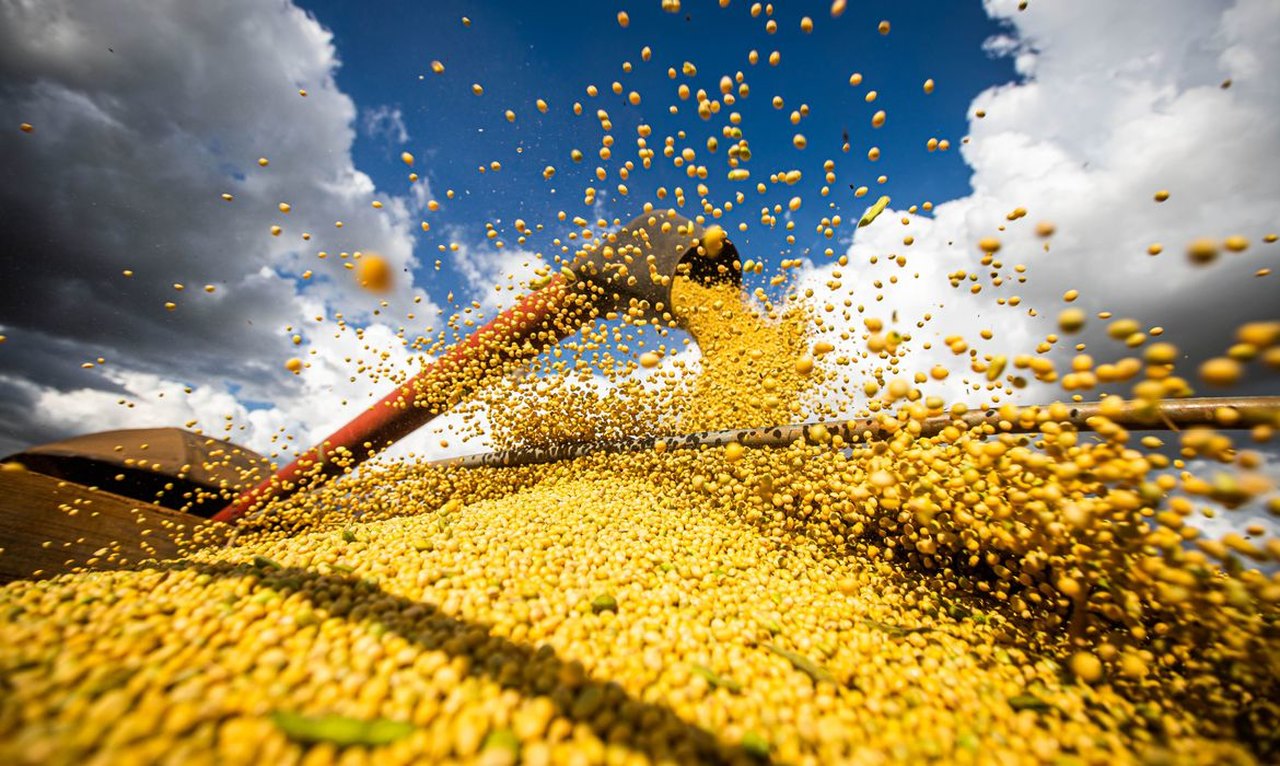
xmin=213 ymin=212 xmax=741 ymax=523
xmin=435 ymin=396 xmax=1280 ymax=470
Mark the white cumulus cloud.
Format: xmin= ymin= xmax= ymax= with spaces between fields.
xmin=797 ymin=0 xmax=1280 ymax=419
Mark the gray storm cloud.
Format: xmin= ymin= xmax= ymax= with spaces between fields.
xmin=0 ymin=0 xmax=434 ymax=455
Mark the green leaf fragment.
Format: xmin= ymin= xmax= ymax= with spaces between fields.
xmin=766 ymin=643 xmax=837 ymax=685
xmin=1008 ymin=694 xmax=1053 ymax=712
xmin=741 ymin=730 xmax=771 ymax=758
xmin=270 ymin=711 xmax=414 ymax=747
xmin=861 ymin=618 xmax=932 ymax=636
xmin=757 ymin=617 xmax=782 ymax=634
xmin=482 ymin=727 xmax=521 ymax=754
xmin=341 ymin=528 xmax=357 ymax=543
xmin=251 ymin=555 xmax=281 ymax=570
xmin=692 ymin=664 xmax=743 ymax=693
xmin=858 ymin=195 xmax=891 ymax=227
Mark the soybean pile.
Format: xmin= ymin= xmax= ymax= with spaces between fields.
xmin=4 ymin=2 xmax=1280 ymax=766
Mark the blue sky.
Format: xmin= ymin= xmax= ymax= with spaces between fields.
xmin=299 ymin=0 xmax=1015 ymax=305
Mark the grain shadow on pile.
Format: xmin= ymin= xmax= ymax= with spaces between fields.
xmin=167 ymin=559 xmax=772 ymax=765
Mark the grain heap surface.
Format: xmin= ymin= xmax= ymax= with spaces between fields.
xmin=0 ymin=451 xmax=1264 ymax=766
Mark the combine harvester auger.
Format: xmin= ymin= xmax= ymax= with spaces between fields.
xmin=212 ymin=211 xmax=741 ymax=523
